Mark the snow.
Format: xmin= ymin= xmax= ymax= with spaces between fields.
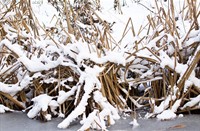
xmin=45 ymin=114 xmax=52 ymax=121
xmin=76 ymin=49 xmax=126 ymax=66
xmin=0 ymin=83 xmax=22 ymax=96
xmin=178 ymin=114 xmax=184 ymax=118
xmin=78 ymin=110 xmax=108 ymax=131
xmin=58 ymin=113 xmax=65 ymax=118
xmin=154 ymin=95 xmax=176 ymax=114
xmin=0 ymin=71 xmax=42 ymax=96
xmin=0 ymin=0 xmax=200 ymax=130
xmin=93 ymin=90 xmax=120 ymax=121
xmin=171 ymin=99 xmax=182 ymax=112
xmin=181 ymin=95 xmax=200 ymax=110
xmin=31 ymin=0 xmax=60 ymax=28
xmin=157 ymin=109 xmax=177 ymax=121
xmin=58 ymin=71 xmax=102 ymax=129
xmin=0 ymin=104 xmax=13 ymax=113
xmin=130 ymin=119 xmax=140 ymax=129
xmin=27 ymin=94 xmax=53 ymax=119
xmin=57 ymin=86 xmax=77 ymax=104
xmin=49 ymin=100 xmax=59 ymax=115
xmin=155 ymin=99 xmax=182 ymax=120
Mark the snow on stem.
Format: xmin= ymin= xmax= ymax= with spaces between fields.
xmin=58 ymin=71 xmax=101 ymax=129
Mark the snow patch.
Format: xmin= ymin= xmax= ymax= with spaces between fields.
xmin=27 ymin=94 xmax=53 ymax=119
xmin=0 ymin=104 xmax=13 ymax=113
xmin=130 ymin=119 xmax=140 ymax=129
xmin=157 ymin=110 xmax=177 ymax=120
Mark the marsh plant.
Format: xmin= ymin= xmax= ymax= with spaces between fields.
xmin=0 ymin=0 xmax=199 ymax=130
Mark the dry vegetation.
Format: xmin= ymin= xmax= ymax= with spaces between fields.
xmin=0 ymin=0 xmax=199 ymax=130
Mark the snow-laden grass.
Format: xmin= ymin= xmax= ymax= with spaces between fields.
xmin=0 ymin=0 xmax=200 ymax=130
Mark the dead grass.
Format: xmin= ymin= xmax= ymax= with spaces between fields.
xmin=0 ymin=0 xmax=199 ymax=126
